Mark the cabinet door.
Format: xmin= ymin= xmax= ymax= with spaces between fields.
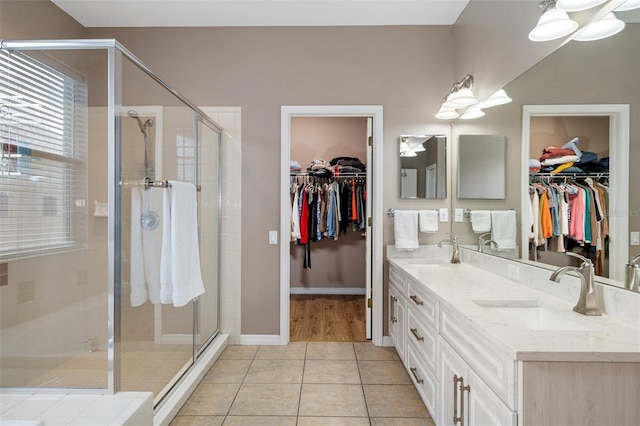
xmin=439 ymin=337 xmax=467 ymax=426
xmin=467 ymin=368 xmax=517 ymax=426
xmin=388 ymin=285 xmax=406 ymax=362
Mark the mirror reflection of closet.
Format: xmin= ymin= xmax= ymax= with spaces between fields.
xmin=399 ymin=135 xmax=447 ymax=199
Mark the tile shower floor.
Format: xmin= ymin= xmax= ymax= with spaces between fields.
xmin=171 ymin=342 xmax=436 ymax=425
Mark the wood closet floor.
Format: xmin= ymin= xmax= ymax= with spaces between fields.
xmin=290 ymin=295 xmax=366 ymax=342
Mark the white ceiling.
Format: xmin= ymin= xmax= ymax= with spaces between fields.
xmin=51 ymin=0 xmax=470 ymax=27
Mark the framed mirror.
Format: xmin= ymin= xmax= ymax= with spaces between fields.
xmin=399 ymin=135 xmax=446 ymax=199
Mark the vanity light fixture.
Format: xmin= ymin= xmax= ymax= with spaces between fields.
xmin=442 ymin=74 xmax=478 ymax=109
xmin=459 ymin=105 xmax=485 ymax=120
xmin=573 ymin=12 xmax=626 ymax=40
xmin=615 ymin=0 xmax=640 ymax=11
xmin=480 ymin=89 xmax=513 ymax=108
xmin=556 ymin=0 xmax=608 ymax=12
xmin=528 ymin=0 xmax=579 ymax=42
xmin=435 ymin=104 xmax=459 ymax=120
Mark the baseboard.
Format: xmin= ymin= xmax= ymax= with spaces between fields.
xmin=382 ymin=336 xmax=394 ymax=347
xmin=239 ymin=334 xmax=282 ymax=345
xmin=289 ymin=287 xmax=366 ymax=295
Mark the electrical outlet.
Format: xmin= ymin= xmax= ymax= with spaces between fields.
xmin=269 ymin=230 xmax=278 ymax=245
xmin=631 ymin=231 xmax=640 ymax=246
xmin=507 ymin=264 xmax=520 ymax=282
xmin=454 ymin=208 xmax=464 ymax=222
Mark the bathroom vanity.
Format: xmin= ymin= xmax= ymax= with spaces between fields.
xmin=387 ymin=249 xmax=640 ymax=426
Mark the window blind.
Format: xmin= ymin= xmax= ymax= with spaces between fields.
xmin=0 ymin=49 xmax=87 ymax=259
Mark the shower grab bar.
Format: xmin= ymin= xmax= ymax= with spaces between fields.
xmin=120 ymin=177 xmax=201 ymax=192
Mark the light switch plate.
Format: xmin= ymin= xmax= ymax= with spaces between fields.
xmin=454 ymin=208 xmax=464 ymax=222
xmin=631 ymin=231 xmax=640 ymax=246
xmin=269 ymin=230 xmax=278 ymax=245
xmin=439 ymin=208 xmax=449 ymax=222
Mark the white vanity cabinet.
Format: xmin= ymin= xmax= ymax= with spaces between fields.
xmin=388 ymin=264 xmax=407 ymax=362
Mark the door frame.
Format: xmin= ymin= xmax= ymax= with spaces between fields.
xmin=280 ymin=105 xmax=384 ymax=346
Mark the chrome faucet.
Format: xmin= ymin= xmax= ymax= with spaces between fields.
xmin=549 ymin=252 xmax=601 ymax=316
xmin=477 ymin=232 xmax=499 ymax=253
xmin=438 ymin=235 xmax=461 ymax=264
xmin=624 ymin=254 xmax=640 ymax=292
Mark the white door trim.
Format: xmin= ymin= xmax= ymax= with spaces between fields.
xmin=521 ymin=104 xmax=629 ymax=281
xmin=280 ymin=105 xmax=384 ymax=346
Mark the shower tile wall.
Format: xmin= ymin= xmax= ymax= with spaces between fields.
xmin=201 ymin=107 xmax=242 ymax=344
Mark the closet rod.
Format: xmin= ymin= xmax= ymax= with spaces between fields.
xmin=290 ymin=172 xmax=366 ymax=178
xmin=530 ymin=172 xmax=609 ymax=178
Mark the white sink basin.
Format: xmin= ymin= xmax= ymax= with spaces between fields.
xmin=400 ymin=258 xmax=446 ymax=266
xmin=472 ymin=300 xmax=596 ymax=331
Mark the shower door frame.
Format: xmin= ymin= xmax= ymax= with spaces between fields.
xmin=1 ymin=39 xmax=224 ymax=397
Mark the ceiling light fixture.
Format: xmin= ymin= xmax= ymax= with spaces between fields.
xmin=573 ymin=12 xmax=625 ymax=40
xmin=529 ymin=0 xmax=579 ymax=42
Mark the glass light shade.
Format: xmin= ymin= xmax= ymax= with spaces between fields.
xmin=481 ymin=89 xmax=512 ymax=108
xmin=435 ymin=105 xmax=459 ymax=120
xmin=400 ymin=141 xmax=409 ymax=153
xmin=573 ymin=13 xmax=625 ymax=41
xmin=411 ymin=143 xmax=425 ymax=152
xmin=615 ymin=0 xmax=640 ymax=11
xmin=556 ymin=0 xmax=608 ymax=12
xmin=401 ymin=150 xmax=417 ymax=157
xmin=446 ymin=87 xmax=478 ymax=108
xmin=459 ymin=106 xmax=485 ymax=120
xmin=528 ymin=8 xmax=579 ymax=41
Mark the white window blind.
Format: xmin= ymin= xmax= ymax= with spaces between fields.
xmin=0 ymin=49 xmax=87 ymax=259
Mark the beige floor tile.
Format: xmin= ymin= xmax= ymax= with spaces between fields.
xmin=169 ymin=415 xmax=225 ymax=425
xmin=202 ymin=359 xmax=251 ymax=384
xmin=363 ymin=385 xmax=430 ymax=418
xmin=298 ymin=384 xmax=368 ymax=417
xmin=244 ymin=359 xmax=304 ymax=383
xmin=228 ymin=383 xmax=301 ymax=416
xmin=219 ymin=345 xmax=259 ymax=360
xmin=303 ymin=360 xmax=361 ymax=384
xmin=306 ymin=342 xmax=355 ymax=360
xmin=222 ymin=416 xmax=297 ymax=425
xmin=359 ymin=360 xmax=412 ymax=384
xmin=353 ymin=343 xmax=400 ymax=361
xmin=297 ymin=417 xmax=371 ymax=425
xmin=178 ymin=383 xmax=241 ymax=416
xmin=370 ymin=418 xmax=435 ymax=426
xmin=255 ymin=342 xmax=307 ymax=360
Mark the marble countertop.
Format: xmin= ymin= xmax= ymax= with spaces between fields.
xmin=388 ymin=257 xmax=640 ymax=362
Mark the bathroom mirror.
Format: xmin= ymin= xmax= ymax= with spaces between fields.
xmin=399 ymin=135 xmax=446 ymax=199
xmin=457 ymin=134 xmax=506 ymax=200
xmin=451 ymin=18 xmax=639 ymax=291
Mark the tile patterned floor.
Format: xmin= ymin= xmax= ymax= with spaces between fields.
xmin=171 ymin=342 xmax=436 ymax=425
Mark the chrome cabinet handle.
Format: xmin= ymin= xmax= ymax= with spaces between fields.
xmin=409 ymin=294 xmax=423 ymax=305
xmin=410 ymin=367 xmax=424 ymax=384
xmin=390 ymin=296 xmax=397 ymax=323
xmin=410 ymin=327 xmax=424 ymax=342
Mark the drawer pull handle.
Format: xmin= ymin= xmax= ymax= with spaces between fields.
xmin=410 ymin=367 xmax=424 ymax=384
xmin=409 ymin=295 xmax=424 ymax=305
xmin=410 ymin=327 xmax=424 ymax=341
xmin=453 ymin=374 xmax=463 ymax=425
xmin=390 ymin=296 xmax=397 ymax=323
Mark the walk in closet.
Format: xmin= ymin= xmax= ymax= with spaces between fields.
xmin=528 ymin=115 xmax=611 ymax=277
xmin=289 ymin=116 xmax=369 ymax=341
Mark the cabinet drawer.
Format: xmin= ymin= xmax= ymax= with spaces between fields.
xmin=407 ymin=307 xmax=438 ymax=376
xmin=389 ymin=263 xmax=407 ymax=293
xmin=407 ymin=339 xmax=439 ymax=421
xmin=439 ymin=304 xmax=517 ymax=410
xmin=407 ymin=277 xmax=438 ymax=331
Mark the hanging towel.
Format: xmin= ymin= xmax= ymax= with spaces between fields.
xmin=418 ymin=210 xmax=439 ymax=233
xmin=160 ymin=181 xmax=205 ymax=307
xmin=142 ymin=189 xmax=163 ymax=304
xmin=130 ymin=187 xmax=147 ymax=307
xmin=394 ymin=210 xmax=419 ymax=250
xmin=470 ymin=210 xmax=491 ymax=233
xmin=491 ymin=210 xmax=517 ymax=251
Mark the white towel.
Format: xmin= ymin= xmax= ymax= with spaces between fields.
xmin=491 ymin=210 xmax=517 ymax=251
xmin=418 ymin=210 xmax=439 ymax=233
xmin=470 ymin=210 xmax=491 ymax=233
xmin=394 ymin=210 xmax=419 ymax=251
xmin=160 ymin=181 xmax=205 ymax=307
xmin=130 ymin=188 xmax=163 ymax=306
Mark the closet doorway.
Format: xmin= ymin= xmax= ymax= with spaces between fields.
xmin=280 ymin=106 xmax=384 ymax=346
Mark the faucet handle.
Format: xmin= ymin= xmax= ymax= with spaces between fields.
xmin=567 ymin=251 xmax=592 ymax=266
xmin=629 ymin=253 xmax=640 ymax=266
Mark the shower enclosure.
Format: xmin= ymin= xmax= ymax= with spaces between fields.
xmin=0 ymin=39 xmax=222 ymax=408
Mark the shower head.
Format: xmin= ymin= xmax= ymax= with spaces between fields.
xmin=127 ymin=110 xmax=154 ymax=133
xmin=127 ymin=110 xmax=138 ymax=118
